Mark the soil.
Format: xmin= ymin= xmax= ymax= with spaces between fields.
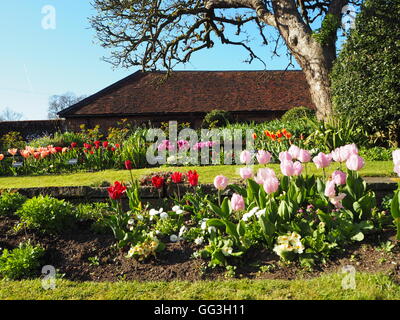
xmin=1 ymin=216 xmax=400 ymax=282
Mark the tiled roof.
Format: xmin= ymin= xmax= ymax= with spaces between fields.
xmin=58 ymin=70 xmax=315 ymax=116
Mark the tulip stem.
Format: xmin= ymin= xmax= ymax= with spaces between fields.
xmin=218 ymin=190 xmax=221 ymax=206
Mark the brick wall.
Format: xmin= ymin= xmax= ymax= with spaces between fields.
xmin=0 ymin=119 xmax=66 ymax=139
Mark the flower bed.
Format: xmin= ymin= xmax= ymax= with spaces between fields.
xmin=1 ymin=144 xmax=399 ymax=281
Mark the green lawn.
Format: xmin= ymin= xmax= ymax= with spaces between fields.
xmin=0 ymin=161 xmax=395 ymax=189
xmin=0 ymin=273 xmax=399 ymax=300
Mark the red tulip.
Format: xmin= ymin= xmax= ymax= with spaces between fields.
xmin=152 ymin=176 xmax=164 ymax=189
xmin=55 ymin=147 xmax=63 ymax=153
xmin=94 ymin=141 xmax=101 ymax=149
xmin=171 ymin=172 xmax=183 ymax=183
xmin=84 ymin=143 xmax=92 ymax=150
xmin=111 ymin=147 xmax=116 ymax=152
xmin=125 ymin=160 xmax=133 ymax=170
xmin=107 ymin=181 xmax=127 ymax=200
xmin=187 ymin=170 xmax=199 ymax=187
xmin=71 ymin=142 xmax=77 ymax=149
xmin=103 ymin=141 xmax=109 ymax=148
xmin=115 ymin=143 xmax=120 ymax=149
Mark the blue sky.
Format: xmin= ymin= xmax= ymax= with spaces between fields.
xmin=0 ymin=1 xmax=304 ymax=120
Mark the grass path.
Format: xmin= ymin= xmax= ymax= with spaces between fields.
xmin=0 ymin=273 xmax=399 ymax=300
xmin=0 ymin=161 xmax=395 ymax=189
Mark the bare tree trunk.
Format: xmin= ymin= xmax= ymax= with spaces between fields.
xmin=265 ymin=0 xmax=335 ymax=119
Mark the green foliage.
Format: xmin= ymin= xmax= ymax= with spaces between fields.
xmin=202 ymin=110 xmax=233 ymax=129
xmin=0 ymin=242 xmax=45 ymax=280
xmin=304 ymin=117 xmax=368 ymax=152
xmin=29 ymin=131 xmax=85 ymax=148
xmin=331 ymin=0 xmax=400 ymax=147
xmin=120 ymin=129 xmax=149 ymax=169
xmin=281 ymin=106 xmax=316 ymax=122
xmin=359 ymin=147 xmax=394 ymax=161
xmin=16 ymin=195 xmax=75 ymax=234
xmin=1 ymin=131 xmax=25 ymax=151
xmin=312 ymin=14 xmax=341 ymax=46
xmin=0 ymin=191 xmax=26 ymax=216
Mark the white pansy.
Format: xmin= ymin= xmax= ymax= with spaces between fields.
xmin=172 ymin=205 xmax=181 ymax=212
xmin=201 ymin=220 xmax=208 ymax=230
xmin=242 ymin=212 xmax=253 ymax=222
xmin=255 ymin=209 xmax=266 ymax=218
xmin=179 ymin=226 xmax=188 ymax=237
xmin=160 ymin=212 xmax=169 ymax=220
xmin=170 ymin=234 xmax=179 ymax=242
xmin=176 ymin=209 xmax=184 ymax=215
xmin=273 ymin=232 xmax=305 ymax=258
xmin=137 ymin=214 xmax=144 ymax=221
xmin=222 ymin=247 xmax=233 ymax=256
xmin=155 ymin=230 xmax=161 ymax=235
xmin=128 ymin=219 xmax=135 ymax=225
xmin=194 ymin=237 xmax=204 ymax=245
xmin=208 ymin=226 xmax=216 ymax=234
xmin=149 ymin=209 xmax=159 ymax=216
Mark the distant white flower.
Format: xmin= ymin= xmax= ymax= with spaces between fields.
xmin=149 ymin=209 xmax=159 ymax=216
xmin=170 ymin=234 xmax=179 ymax=242
xmin=222 ymin=247 xmax=233 ymax=256
xmin=155 ymin=230 xmax=161 ymax=235
xmin=194 ymin=237 xmax=204 ymax=245
xmin=179 ymin=226 xmax=188 ymax=237
xmin=128 ymin=219 xmax=135 ymax=225
xmin=160 ymin=212 xmax=169 ymax=220
xmin=172 ymin=205 xmax=181 ymax=212
xmin=208 ymin=226 xmax=216 ymax=234
xmin=201 ymin=219 xmax=208 ymax=230
xmin=255 ymin=209 xmax=266 ymax=218
xmin=137 ymin=214 xmax=144 ymax=221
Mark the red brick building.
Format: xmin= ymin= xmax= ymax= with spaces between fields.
xmin=58 ymin=70 xmax=315 ymax=129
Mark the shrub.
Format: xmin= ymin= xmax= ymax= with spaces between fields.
xmin=0 ymin=242 xmax=45 ymax=280
xmin=1 ymin=131 xmax=25 ymax=150
xmin=202 ymin=110 xmax=233 ymax=128
xmin=359 ymin=147 xmax=394 ymax=161
xmin=281 ymin=106 xmax=316 ymax=122
xmin=16 ymin=196 xmax=74 ymax=234
xmin=331 ymin=0 xmax=400 ymax=147
xmin=0 ymin=191 xmax=26 ymax=216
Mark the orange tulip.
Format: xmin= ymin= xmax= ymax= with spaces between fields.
xmin=252 ymin=133 xmax=257 ymax=140
xmin=0 ymin=154 xmax=4 ymax=161
xmin=8 ymin=148 xmax=17 ymax=156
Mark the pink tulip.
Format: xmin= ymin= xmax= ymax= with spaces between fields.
xmin=394 ymin=163 xmax=400 ymax=177
xmin=280 ymin=160 xmax=296 ymax=177
xmin=393 ymin=149 xmax=400 ymax=165
xmin=332 ymin=170 xmax=347 ymax=185
xmin=288 ymin=145 xmax=301 ymax=160
xmin=256 ymin=150 xmax=271 ymax=165
xmin=293 ymin=161 xmax=303 ymax=176
xmin=263 ymin=176 xmax=279 ymax=194
xmin=346 ymin=154 xmax=364 ymax=171
xmin=298 ymin=149 xmax=311 ymax=163
xmin=231 ymin=193 xmax=245 ymax=211
xmin=240 ymin=150 xmax=252 ymax=165
xmin=313 ymin=152 xmax=332 ymax=169
xmin=324 ymin=180 xmax=337 ymax=198
xmin=344 ymin=143 xmax=359 ymax=156
xmin=214 ymin=175 xmax=229 ymax=191
xmin=279 ymin=151 xmax=292 ymax=162
xmin=239 ymin=167 xmax=253 ymax=180
xmin=329 ymin=193 xmax=346 ymax=209
xmin=254 ymin=168 xmax=276 ymax=184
